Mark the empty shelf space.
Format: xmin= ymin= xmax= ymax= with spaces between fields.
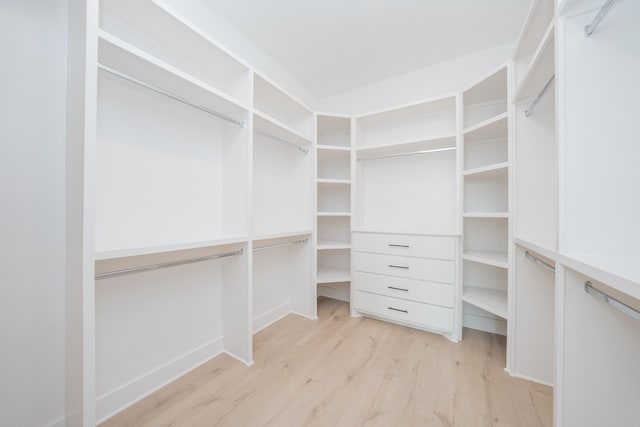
xmin=463 ymin=112 xmax=508 ymax=139
xmin=95 ymin=235 xmax=249 ymax=261
xmin=356 ymin=134 xmax=457 ymax=160
xmin=462 ymin=286 xmax=508 ymax=319
xmin=317 ymin=179 xmax=351 ymax=185
xmin=317 ymin=145 xmax=351 ymax=152
xmin=317 ymin=212 xmax=351 ymax=217
xmin=463 ymin=212 xmax=509 ymax=219
xmin=463 ymin=162 xmax=509 ymax=177
xmin=463 ymin=250 xmax=509 ymax=269
xmin=515 ymin=20 xmax=555 ymax=103
xmin=98 ymin=30 xmax=248 ymax=120
xmin=317 ymin=266 xmax=351 ymax=284
xmin=254 ymin=110 xmax=312 ymax=149
xmin=317 ymin=240 xmax=351 ymax=250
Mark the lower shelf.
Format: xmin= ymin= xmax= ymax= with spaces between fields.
xmin=317 ymin=282 xmax=350 ymax=302
xmin=317 ymin=266 xmax=350 ymax=284
xmin=462 ymin=286 xmax=508 ymax=319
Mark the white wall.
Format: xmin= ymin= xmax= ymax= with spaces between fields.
xmin=317 ymin=43 xmax=515 ymax=116
xmin=162 ymin=0 xmax=318 ymax=109
xmin=0 ymin=1 xmax=68 ymax=426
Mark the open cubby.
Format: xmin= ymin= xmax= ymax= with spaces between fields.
xmin=317 ymin=115 xmax=351 ymax=147
xmin=463 ymin=67 xmax=508 ymax=130
xmin=317 ymin=182 xmax=350 ymax=214
xmin=463 ymin=218 xmax=508 ymax=267
xmin=464 ymin=169 xmax=509 ymax=214
xmin=317 ymin=148 xmax=351 ymax=181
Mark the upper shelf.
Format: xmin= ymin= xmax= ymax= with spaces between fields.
xmin=100 ymin=0 xmax=250 ymax=104
xmin=317 ymin=115 xmax=351 ymax=148
xmin=356 ymin=134 xmax=457 ymax=160
xmin=464 ymin=112 xmax=508 ymax=140
xmin=98 ymin=31 xmax=248 ymax=121
xmin=514 ymin=0 xmax=555 ymax=62
xmin=253 ymin=110 xmax=312 ymax=150
xmin=515 ymin=21 xmax=555 ymax=103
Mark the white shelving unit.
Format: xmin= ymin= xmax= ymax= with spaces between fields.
xmin=315 ymin=114 xmax=353 ymax=304
xmin=460 ymin=64 xmax=511 ymax=357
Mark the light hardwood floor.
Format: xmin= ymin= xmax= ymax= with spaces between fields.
xmin=101 ymin=297 xmax=552 ymax=427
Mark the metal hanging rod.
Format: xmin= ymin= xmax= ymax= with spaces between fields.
xmin=584 ymin=281 xmax=640 ymax=321
xmin=254 ymin=129 xmax=309 ymax=154
xmin=98 ymin=64 xmax=245 ymax=128
xmin=253 ymin=238 xmax=308 ymax=252
xmin=525 ymin=75 xmax=555 ymax=117
xmin=584 ymin=0 xmax=616 ymax=37
xmin=95 ymin=248 xmax=244 ymax=280
xmin=525 ymin=251 xmax=556 ymax=274
xmin=358 ymin=146 xmax=456 ymax=161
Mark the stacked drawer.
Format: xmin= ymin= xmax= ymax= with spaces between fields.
xmin=352 ymin=232 xmax=457 ymax=334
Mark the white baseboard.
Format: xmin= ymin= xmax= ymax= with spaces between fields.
xmin=44 ymin=414 xmax=67 ymax=427
xmin=96 ymin=336 xmax=224 ymax=423
xmin=507 ymin=370 xmax=554 ymax=388
xmin=463 ymin=313 xmax=507 ymax=336
xmin=253 ymin=301 xmax=291 ymax=334
xmin=317 ymin=285 xmax=350 ymax=302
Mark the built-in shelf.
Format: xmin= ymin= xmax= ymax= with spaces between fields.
xmin=463 ymin=250 xmax=509 ymax=269
xmin=514 ymin=236 xmax=556 ymax=261
xmin=356 ymin=134 xmax=456 ymax=160
xmin=316 ymin=179 xmax=351 ymax=185
xmin=515 ymin=20 xmax=555 ymax=103
xmin=463 ymin=112 xmax=509 ymax=137
xmin=463 ymin=162 xmax=509 ymax=177
xmin=463 ymin=212 xmax=509 ymax=219
xmin=559 ymin=254 xmax=640 ymax=301
xmin=253 ymin=110 xmax=312 ymax=149
xmin=317 ymin=240 xmax=351 ymax=250
xmin=463 ymin=286 xmax=508 ymax=319
xmin=351 ymin=229 xmax=460 ymax=237
xmin=95 ymin=235 xmax=249 ymax=261
xmin=252 ymin=230 xmax=312 ymax=242
xmin=98 ymin=30 xmax=248 ymax=120
xmin=317 ymin=212 xmax=351 ymax=217
xmin=317 ymin=144 xmax=351 ymax=152
xmin=317 ymin=266 xmax=351 ymax=284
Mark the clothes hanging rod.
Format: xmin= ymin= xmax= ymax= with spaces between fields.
xmin=584 ymin=281 xmax=640 ymax=321
xmin=525 ymin=251 xmax=556 ymax=274
xmin=95 ymin=248 xmax=244 ymax=280
xmin=253 ymin=238 xmax=308 ymax=252
xmin=254 ymin=129 xmax=309 ymax=153
xmin=98 ymin=64 xmax=245 ymax=128
xmin=358 ymin=146 xmax=456 ymax=161
xmin=584 ymin=0 xmax=616 ymax=37
xmin=525 ymin=75 xmax=555 ymax=117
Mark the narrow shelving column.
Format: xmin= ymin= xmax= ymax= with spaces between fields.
xmin=460 ymin=65 xmax=512 ymax=360
xmin=315 ymin=114 xmax=353 ymax=304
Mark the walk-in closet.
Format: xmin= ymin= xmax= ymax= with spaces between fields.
xmin=4 ymin=0 xmax=639 ymax=425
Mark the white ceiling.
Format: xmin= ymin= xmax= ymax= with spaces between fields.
xmin=204 ymin=0 xmax=531 ymax=99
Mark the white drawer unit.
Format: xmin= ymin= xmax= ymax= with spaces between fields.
xmin=352 ymin=232 xmax=456 ymax=260
xmin=351 ymin=232 xmax=458 ymax=336
xmin=352 ymin=252 xmax=455 ymax=284
xmin=352 ymin=291 xmax=454 ymax=333
xmin=352 ymin=271 xmax=454 ymax=307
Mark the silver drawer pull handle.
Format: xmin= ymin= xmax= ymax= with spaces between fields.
xmin=388 ymin=244 xmax=410 ymax=248
xmin=388 ymin=286 xmax=409 ymax=292
xmin=388 ymin=306 xmax=408 ymax=313
xmin=388 ymin=265 xmax=409 ymax=269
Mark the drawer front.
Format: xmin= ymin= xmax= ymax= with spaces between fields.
xmin=352 ymin=252 xmax=455 ymax=284
xmin=353 ymin=290 xmax=454 ymax=332
xmin=352 ymin=232 xmax=456 ymax=260
xmin=352 ymin=271 xmax=454 ymax=308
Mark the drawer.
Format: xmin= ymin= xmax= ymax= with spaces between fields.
xmin=352 ymin=252 xmax=455 ymax=284
xmin=352 ymin=271 xmax=454 ymax=307
xmin=353 ymin=290 xmax=454 ymax=332
xmin=352 ymin=232 xmax=456 ymax=260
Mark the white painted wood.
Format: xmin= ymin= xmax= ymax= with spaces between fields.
xmin=352 ymin=272 xmax=455 ymax=308
xmin=317 ymin=148 xmax=351 ymax=180
xmin=317 ymin=283 xmax=351 ymax=302
xmin=317 ymin=266 xmax=351 ymax=284
xmin=352 ymin=252 xmax=455 ymax=284
xmin=353 ymin=291 xmax=454 ymax=333
xmin=462 ymin=287 xmax=508 ymax=319
xmin=463 ymin=251 xmax=509 ymax=269
xmin=317 ymin=115 xmax=351 ymax=147
xmin=317 ymin=182 xmax=351 ymax=213
xmin=463 ymin=168 xmax=509 ymax=213
xmin=515 ymin=21 xmax=555 ymax=102
xmin=253 ymin=110 xmax=312 ymax=147
xmin=352 ymin=232 xmax=456 ymax=260
xmin=462 ymin=303 xmax=508 ymax=336
xmin=463 ymin=218 xmax=509 ymax=257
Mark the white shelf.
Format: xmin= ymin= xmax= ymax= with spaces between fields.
xmin=514 ymin=236 xmax=557 ymax=261
xmin=95 ymin=235 xmax=249 ymax=261
xmin=463 ymin=112 xmax=509 ymax=137
xmin=317 ymin=240 xmax=351 ymax=250
xmin=463 ymin=162 xmax=509 ymax=177
xmin=356 ymin=134 xmax=456 ymax=160
xmin=559 ymin=254 xmax=640 ymax=301
xmin=98 ymin=30 xmax=248 ymax=120
xmin=317 ymin=212 xmax=351 ymax=217
xmin=317 ymin=144 xmax=351 ymax=151
xmin=515 ymin=20 xmax=555 ymax=103
xmin=252 ymin=230 xmax=312 ymax=242
xmin=463 ymin=212 xmax=509 ymax=219
xmin=253 ymin=110 xmax=312 ymax=148
xmin=463 ymin=250 xmax=509 ymax=269
xmin=317 ymin=179 xmax=351 ymax=185
xmin=463 ymin=286 xmax=508 ymax=319
xmin=317 ymin=266 xmax=351 ymax=284
xmin=351 ymin=229 xmax=460 ymax=237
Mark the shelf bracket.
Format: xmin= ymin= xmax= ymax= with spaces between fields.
xmin=584 ymin=0 xmax=616 ymax=37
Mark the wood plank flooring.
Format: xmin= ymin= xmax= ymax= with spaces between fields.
xmin=101 ymin=297 xmax=552 ymax=427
